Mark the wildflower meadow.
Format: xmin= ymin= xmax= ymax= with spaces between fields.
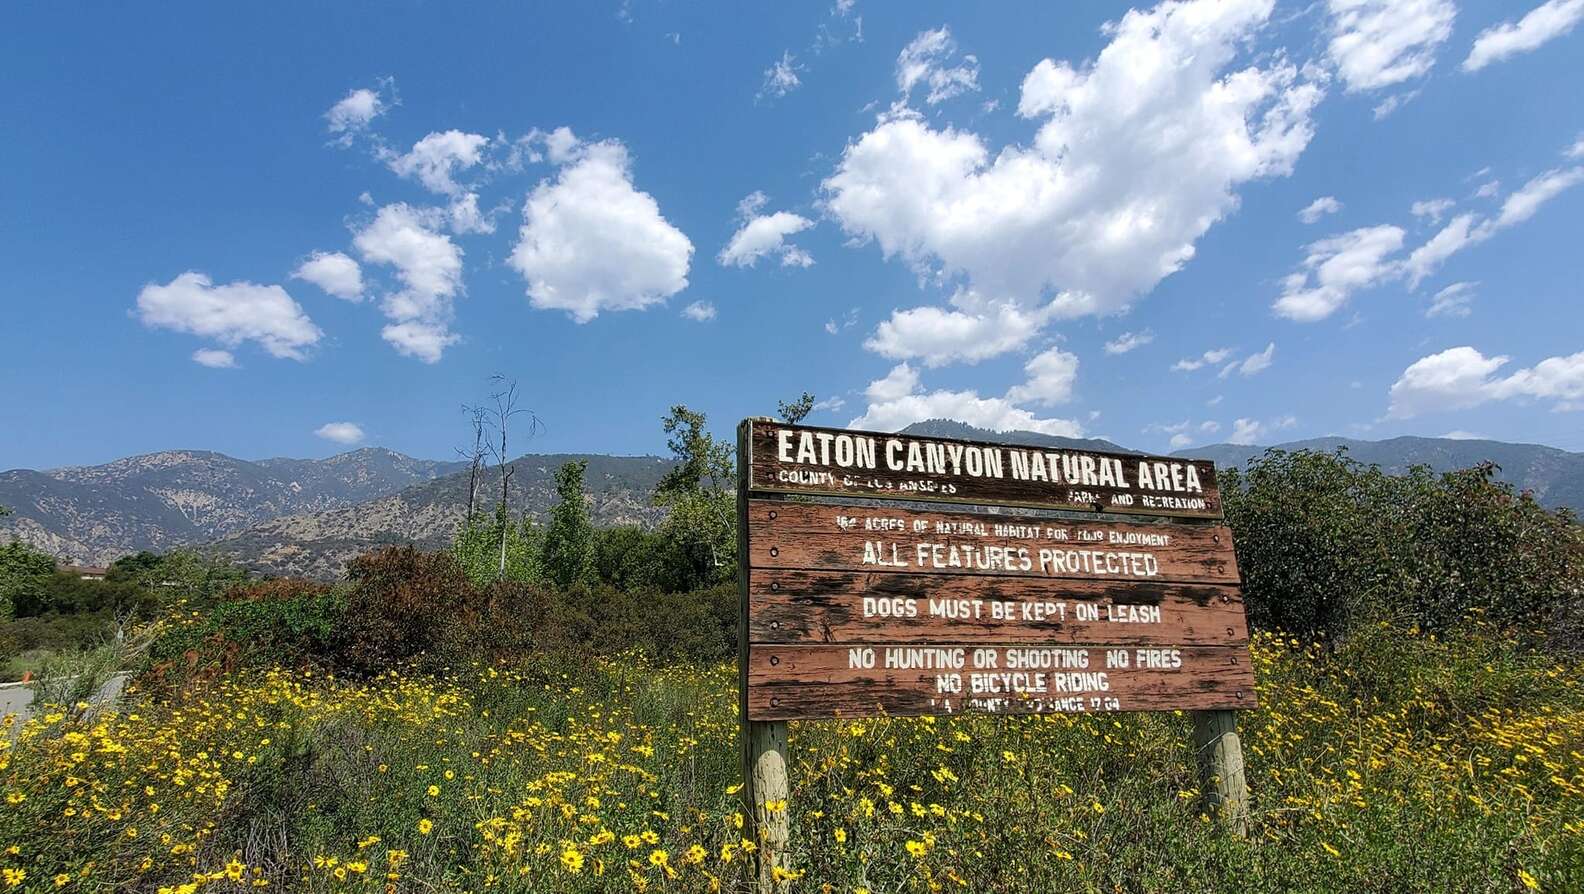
xmin=2 ymin=618 xmax=1580 ymax=893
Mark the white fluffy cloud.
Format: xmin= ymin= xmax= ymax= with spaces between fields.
xmin=354 ymin=204 xmax=464 ymax=363
xmin=542 ymin=127 xmax=580 ymax=164
xmin=291 ymin=251 xmax=364 ymax=301
xmin=681 ymin=300 xmax=716 ymax=321
xmin=1426 ymin=281 xmax=1476 ymax=317
xmin=388 ymin=130 xmax=490 ymax=196
xmin=719 ymin=193 xmax=814 ymax=268
xmin=1405 ymin=166 xmax=1584 ymax=287
xmin=508 ymin=140 xmax=693 ymax=323
xmin=1172 ymin=347 xmax=1234 ymax=372
xmin=1103 ymin=330 xmax=1153 ymax=355
xmin=1005 ymin=348 xmax=1079 ymax=406
xmin=1273 ymin=225 xmax=1405 ymax=321
xmin=1389 ymin=346 xmax=1584 ymax=416
xmin=1410 ymin=197 xmax=1455 ymax=223
xmin=326 ymin=87 xmax=386 ymax=142
xmin=136 ymin=272 xmax=322 ymax=360
xmin=1298 ymin=196 xmax=1343 ymax=223
xmin=1463 ymin=0 xmax=1584 ymax=72
xmin=896 ymin=27 xmax=980 ymax=105
xmin=865 ymin=301 xmax=1051 ymax=367
xmin=1325 ymin=0 xmax=1456 ymax=92
xmin=1229 ymin=415 xmax=1296 ymax=445
xmin=191 ymin=348 xmax=236 ymax=369
xmin=314 ymin=422 xmax=366 ymax=445
xmin=866 ymin=362 xmax=920 ymax=401
xmin=445 ymin=193 xmax=496 ymax=235
xmin=825 ymin=0 xmax=1321 ymax=367
xmin=848 ymin=361 xmax=1083 ymax=436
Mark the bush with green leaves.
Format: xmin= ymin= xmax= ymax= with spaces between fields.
xmin=1222 ymin=449 xmax=1584 ymax=646
xmin=108 ymin=548 xmax=247 ymax=609
xmin=452 ymin=505 xmax=545 ymax=587
xmin=140 ymin=579 xmax=344 ymax=695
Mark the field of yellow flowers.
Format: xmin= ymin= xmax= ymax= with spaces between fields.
xmin=2 ymin=622 xmax=1580 ymax=893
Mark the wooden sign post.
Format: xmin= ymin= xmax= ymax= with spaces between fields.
xmin=737 ymin=419 xmax=1254 ymax=891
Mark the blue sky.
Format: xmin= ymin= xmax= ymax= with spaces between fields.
xmin=3 ymin=0 xmax=1582 ymax=470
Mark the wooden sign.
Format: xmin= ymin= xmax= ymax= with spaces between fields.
xmin=747 ymin=644 xmax=1253 ymax=719
xmin=742 ymin=499 xmax=1252 ymax=720
xmin=738 ymin=423 xmax=1253 ymax=721
xmin=746 ymin=419 xmax=1222 ymax=518
xmin=745 ymin=500 xmax=1239 ymax=584
xmin=735 ymin=419 xmax=1255 ymax=889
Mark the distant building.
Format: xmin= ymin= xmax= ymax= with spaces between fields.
xmin=60 ymin=565 xmax=108 ymax=580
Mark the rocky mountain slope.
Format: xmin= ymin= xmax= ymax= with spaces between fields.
xmin=0 ymin=448 xmax=466 ymax=565
xmin=211 ymin=453 xmax=674 ymax=579
xmin=1172 ymin=436 xmax=1584 ymax=511
xmin=898 ymin=419 xmax=1133 ymax=454
xmin=901 ymin=422 xmax=1582 ymax=512
xmin=7 ymin=422 xmax=1579 ymax=579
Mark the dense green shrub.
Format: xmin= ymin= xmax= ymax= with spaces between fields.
xmin=465 ymin=579 xmax=737 ymax=665
xmin=452 ymin=506 xmax=545 ymax=587
xmin=4 ymin=612 xmax=120 ymax=654
xmin=11 ymin=571 xmax=156 ymax=619
xmin=140 ymin=586 xmax=346 ymax=695
xmin=1223 ymin=449 xmax=1584 ymax=646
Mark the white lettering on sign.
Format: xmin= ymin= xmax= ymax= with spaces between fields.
xmin=769 ymin=427 xmax=1206 ymax=493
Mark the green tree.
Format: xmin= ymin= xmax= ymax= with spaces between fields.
xmin=453 ymin=505 xmax=543 ymax=587
xmin=111 ymin=549 xmax=245 ymax=608
xmin=652 ymin=405 xmax=736 ymax=590
xmin=778 ymin=392 xmax=816 ymax=424
xmin=542 ymin=460 xmax=596 ymax=591
xmin=0 ymin=539 xmax=55 ymax=622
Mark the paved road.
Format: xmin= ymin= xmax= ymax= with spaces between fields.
xmin=0 ymin=673 xmax=128 ymax=723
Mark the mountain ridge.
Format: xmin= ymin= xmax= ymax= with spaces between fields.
xmin=4 ymin=424 xmax=1580 ymax=576
xmin=1171 ymin=435 xmax=1584 ymax=510
xmin=211 ymin=452 xmax=675 ymax=579
xmin=0 ymin=448 xmax=468 ymax=566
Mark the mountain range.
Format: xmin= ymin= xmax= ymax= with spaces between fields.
xmin=0 ymin=449 xmax=466 ymax=566
xmin=0 ymin=447 xmax=673 ymax=578
xmin=2 ymin=422 xmax=1579 ymax=579
xmin=901 ymin=420 xmax=1584 ymax=512
xmin=210 ymin=453 xmax=673 ymax=579
xmin=1172 ymin=435 xmax=1584 ymax=511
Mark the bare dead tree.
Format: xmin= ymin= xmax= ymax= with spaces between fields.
xmin=482 ymin=376 xmax=542 ymax=579
xmin=457 ymin=403 xmax=489 ymax=524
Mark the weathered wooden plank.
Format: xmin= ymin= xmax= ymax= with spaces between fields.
xmin=746 ymin=500 xmax=1240 ymax=584
xmin=747 ymin=570 xmax=1248 ymax=646
xmin=747 ymin=420 xmax=1222 ymax=518
xmin=746 ymin=644 xmax=1257 ymax=720
xmin=737 ymin=419 xmax=794 ymax=892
